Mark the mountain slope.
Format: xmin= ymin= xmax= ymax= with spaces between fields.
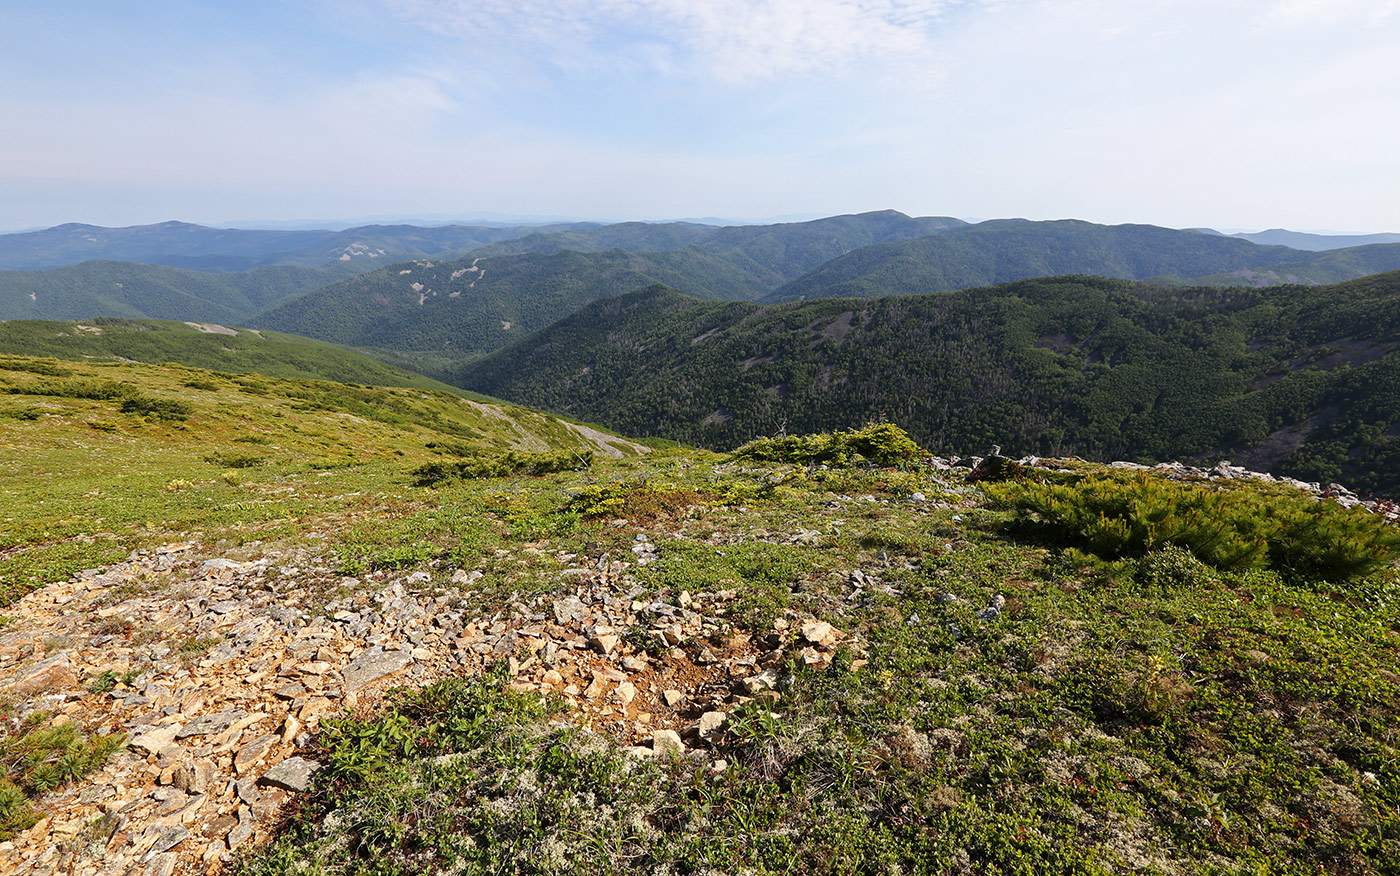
xmin=0 ymin=220 xmax=588 ymax=272
xmin=0 ymin=260 xmax=367 ymax=322
xmin=0 ymin=318 xmax=464 ymax=390
xmin=470 ymin=210 xmax=969 ymax=295
xmin=1182 ymin=242 xmax=1400 ymax=287
xmin=764 ymin=220 xmax=1306 ymax=302
xmin=455 ymin=273 xmax=1400 ymax=496
xmin=1230 ymin=227 xmax=1400 ymax=251
xmin=248 ymin=249 xmax=771 ymax=361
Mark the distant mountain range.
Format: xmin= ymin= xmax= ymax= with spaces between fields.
xmin=1193 ymin=227 xmax=1400 ymax=251
xmin=5 ymin=211 xmax=1400 ymax=499
xmin=241 ymin=216 xmax=1400 ymax=368
xmin=0 ymin=220 xmax=592 ymax=272
xmin=451 ymin=272 xmax=1400 ymax=496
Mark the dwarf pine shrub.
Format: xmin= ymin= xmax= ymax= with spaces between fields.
xmin=989 ymin=472 xmax=1400 ymax=580
xmin=730 ymin=423 xmax=921 ymax=467
xmin=412 ymin=449 xmax=590 ymax=486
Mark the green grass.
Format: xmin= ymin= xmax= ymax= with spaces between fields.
xmin=8 ymin=383 xmax=1400 ymax=874
xmin=0 ymin=355 xmax=639 ymax=606
xmin=217 ymin=430 xmax=1400 ymax=875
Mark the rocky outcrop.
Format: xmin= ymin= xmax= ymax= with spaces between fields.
xmin=0 ymin=536 xmax=854 ymax=875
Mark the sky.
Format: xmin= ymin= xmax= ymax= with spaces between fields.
xmin=2 ymin=0 xmax=1398 ymax=232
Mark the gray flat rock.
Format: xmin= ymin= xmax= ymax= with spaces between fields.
xmin=175 ymin=709 xmax=247 ymax=739
xmin=342 ymin=647 xmax=413 ymax=692
xmin=259 ymin=756 xmax=322 ymax=792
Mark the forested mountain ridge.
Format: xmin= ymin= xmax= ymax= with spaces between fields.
xmin=454 ymin=272 xmax=1400 ymax=496
xmin=466 ymin=210 xmax=968 ymax=291
xmin=246 ymin=249 xmax=773 ymax=363
xmin=1179 ymin=242 xmax=1400 ymax=288
xmin=0 ymin=259 xmax=368 ymax=323
xmin=0 ymin=220 xmax=591 ymax=272
xmin=764 ymin=220 xmax=1311 ymax=301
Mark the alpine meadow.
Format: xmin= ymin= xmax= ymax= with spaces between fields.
xmin=5 ymin=2 xmax=1400 ymax=874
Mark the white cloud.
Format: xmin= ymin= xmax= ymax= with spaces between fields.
xmin=1261 ymin=0 xmax=1400 ymax=29
xmin=383 ymin=0 xmax=979 ymax=82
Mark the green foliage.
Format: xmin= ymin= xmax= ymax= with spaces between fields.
xmin=7 ymin=377 xmax=133 ymax=400
xmin=205 ymin=450 xmax=269 ymax=468
xmin=0 ymin=714 xmax=125 ymax=840
xmin=412 ymin=448 xmax=589 ymax=486
xmin=1134 ymin=545 xmax=1219 ymax=592
xmin=0 ymin=318 xmax=461 ymax=392
xmin=455 ymin=272 xmax=1400 ymax=497
xmin=119 ymin=395 xmax=192 ymax=421
xmin=730 ymin=423 xmax=921 ymax=467
xmin=990 ymin=471 xmax=1400 ymax=579
xmin=0 ymin=355 xmax=72 ymax=376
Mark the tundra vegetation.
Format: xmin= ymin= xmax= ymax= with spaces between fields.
xmin=3 ymin=359 xmax=1395 ymax=874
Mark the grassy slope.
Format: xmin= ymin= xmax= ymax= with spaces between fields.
xmin=0 ymin=317 xmax=465 ymax=391
xmin=0 ymin=260 xmax=369 ymax=322
xmin=453 ymin=273 xmax=1400 ymax=496
xmin=201 ymin=436 xmax=1400 ymax=876
xmin=0 ymin=355 xmax=643 ymax=604
xmin=5 ymin=351 xmax=1399 ymax=874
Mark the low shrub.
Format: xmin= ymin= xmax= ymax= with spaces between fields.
xmin=988 ymin=472 xmax=1400 ymax=580
xmin=412 ymin=449 xmax=590 ymax=486
xmin=562 ymin=479 xmax=703 ymax=521
xmin=730 ymin=423 xmax=922 ymax=467
xmin=0 ymin=356 xmax=72 ymax=377
xmin=0 ymin=716 xmax=125 ymax=840
xmin=119 ymin=396 xmax=192 ymax=421
xmin=8 ymin=378 xmax=132 ymax=400
xmin=205 ymin=451 xmax=269 ymax=468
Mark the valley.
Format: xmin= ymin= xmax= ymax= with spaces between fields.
xmin=2 ymin=212 xmax=1399 ymax=876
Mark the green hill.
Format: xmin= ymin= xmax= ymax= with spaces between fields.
xmin=0 ymin=259 xmax=368 ymax=322
xmin=0 ymin=353 xmax=645 ymax=601
xmin=454 ymin=273 xmax=1400 ymax=496
xmin=472 ymin=210 xmax=969 ymax=295
xmin=1182 ymin=242 xmax=1400 ymax=287
xmin=0 ymin=318 xmax=465 ymax=390
xmin=247 ymin=249 xmax=771 ymax=364
xmin=764 ymin=220 xmax=1307 ymax=302
xmin=0 ymin=220 xmax=589 ymax=272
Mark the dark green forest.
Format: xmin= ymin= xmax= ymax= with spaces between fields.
xmin=455 ymin=273 xmax=1400 ymax=496
xmin=765 ymin=220 xmax=1400 ymax=302
xmin=0 ymin=260 xmax=368 ymax=323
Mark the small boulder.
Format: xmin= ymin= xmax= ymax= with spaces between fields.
xmin=342 ymin=647 xmax=414 ymax=692
xmin=652 ymin=730 xmax=684 ymax=758
xmin=695 ymin=711 xmax=728 ymax=741
xmin=258 ymin=757 xmax=322 ymax=793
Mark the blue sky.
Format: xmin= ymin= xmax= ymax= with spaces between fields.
xmin=3 ymin=0 xmax=1398 ymax=231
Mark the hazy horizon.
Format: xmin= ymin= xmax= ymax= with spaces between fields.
xmin=6 ymin=1 xmax=1398 ymax=234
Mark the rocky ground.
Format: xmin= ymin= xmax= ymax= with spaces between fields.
xmin=5 ymin=452 xmax=1395 ymax=876
xmin=1 ymin=533 xmax=852 ymax=875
